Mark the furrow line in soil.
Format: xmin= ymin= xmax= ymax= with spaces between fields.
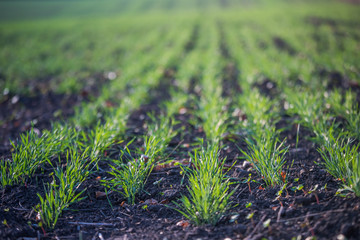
xmin=0 ymin=76 xmax=104 ymax=153
xmin=217 ymin=21 xmax=242 ymax=98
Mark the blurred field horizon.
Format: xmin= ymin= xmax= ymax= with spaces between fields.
xmin=1 ymin=0 xmax=360 ymax=21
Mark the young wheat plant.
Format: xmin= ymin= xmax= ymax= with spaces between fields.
xmin=174 ymin=144 xmax=236 ymax=225
xmin=241 ymin=130 xmax=289 ymax=187
xmin=36 ymin=149 xmax=91 ymax=229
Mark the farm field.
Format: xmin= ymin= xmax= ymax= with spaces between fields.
xmin=0 ymin=0 xmax=360 ymax=239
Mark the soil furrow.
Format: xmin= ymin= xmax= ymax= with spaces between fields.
xmin=217 ymin=22 xmax=242 ymax=98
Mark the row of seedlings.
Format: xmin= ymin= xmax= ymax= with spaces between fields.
xmin=285 ymin=88 xmax=360 ymax=197
xmin=224 ymin=22 xmax=290 ymax=189
xmin=264 ymin=8 xmax=359 ymax=81
xmin=101 ymin=23 xmax=197 ymax=205
xmin=242 ymin=6 xmax=359 ymax=92
xmin=175 ymin=19 xmax=236 ymax=226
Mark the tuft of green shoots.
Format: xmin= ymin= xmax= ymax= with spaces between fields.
xmin=103 ymin=115 xmax=176 ymax=205
xmin=198 ymin=96 xmax=229 ymax=144
xmin=317 ymin=130 xmax=360 ymax=196
xmin=284 ymin=89 xmax=329 ymax=142
xmin=1 ymin=129 xmax=52 ymax=187
xmin=103 ymin=152 xmax=153 ymax=205
xmin=241 ymin=130 xmax=289 ymax=187
xmin=146 ymin=114 xmax=177 ymax=160
xmin=285 ymin=89 xmax=360 ymax=197
xmin=344 ymin=150 xmax=360 ymax=197
xmin=73 ymin=103 xmax=103 ymax=129
xmin=327 ymin=90 xmax=360 ymax=140
xmin=36 ymin=149 xmax=91 ymax=229
xmin=46 ymin=123 xmax=80 ymax=156
xmin=174 ymin=143 xmax=236 ymax=226
xmin=162 ymin=90 xmax=188 ymax=118
xmin=237 ymin=88 xmax=288 ymax=187
xmin=87 ymin=124 xmax=116 ymax=161
xmin=239 ymin=89 xmax=278 ymax=134
xmin=1 ymin=124 xmax=83 ymax=187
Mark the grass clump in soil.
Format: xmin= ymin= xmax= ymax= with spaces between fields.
xmin=174 ymin=143 xmax=236 ymax=226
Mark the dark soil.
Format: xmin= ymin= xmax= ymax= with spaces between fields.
xmin=318 ymin=69 xmax=360 ymax=104
xmin=0 ymin=71 xmax=111 ymax=154
xmin=0 ymin=91 xmax=85 ymax=154
xmin=340 ymin=0 xmax=360 ymax=5
xmin=1 ymin=50 xmax=360 ymax=240
xmin=272 ymin=37 xmax=297 ymax=56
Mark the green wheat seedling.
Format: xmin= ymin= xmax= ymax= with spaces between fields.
xmin=345 ymin=109 xmax=360 ymax=141
xmin=1 ymin=129 xmax=53 ymax=187
xmin=162 ymin=90 xmax=188 ymax=118
xmin=239 ymin=89 xmax=278 ymax=134
xmin=146 ymin=114 xmax=177 ymax=160
xmin=344 ymin=150 xmax=360 ymax=197
xmin=286 ymin=89 xmax=360 ymax=196
xmin=46 ymin=123 xmax=80 ymax=157
xmin=317 ymin=128 xmax=360 ymax=196
xmin=36 ymin=149 xmax=91 ymax=229
xmin=103 ymin=117 xmax=175 ymax=205
xmin=327 ymin=90 xmax=360 ymax=140
xmin=103 ymin=107 xmax=178 ymax=205
xmin=237 ymin=87 xmax=288 ymax=187
xmin=87 ymin=124 xmax=116 ymax=161
xmin=317 ymin=130 xmax=359 ymax=184
xmin=198 ymin=95 xmax=229 ymax=144
xmin=1 ymin=124 xmax=84 ymax=187
xmin=241 ymin=131 xmax=289 ymax=187
xmin=103 ymin=151 xmax=153 ymax=205
xmin=174 ymin=144 xmax=236 ymax=226
xmin=73 ymin=102 xmax=103 ymax=129
xmin=104 ymin=102 xmax=131 ymax=138
xmin=284 ymin=89 xmax=328 ymax=141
